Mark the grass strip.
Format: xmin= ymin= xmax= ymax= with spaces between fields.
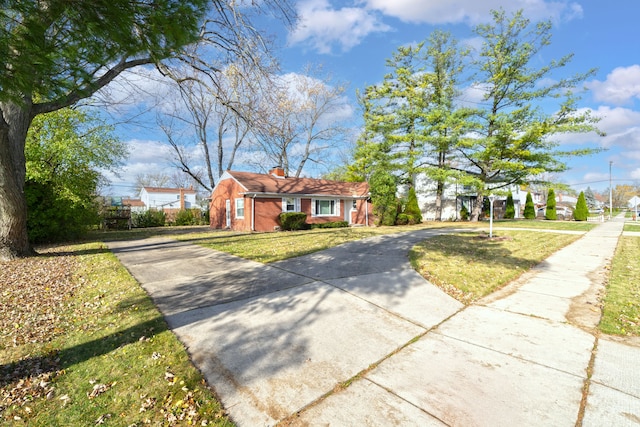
xmin=409 ymin=230 xmax=582 ymax=304
xmin=600 ymin=236 xmax=640 ymax=336
xmin=176 ymin=220 xmax=591 ymax=264
xmin=0 ymin=243 xmax=232 ymax=426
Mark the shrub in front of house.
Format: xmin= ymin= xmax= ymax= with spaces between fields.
xmin=524 ymin=192 xmax=535 ymax=219
xmin=396 ymin=213 xmax=409 ymax=225
xmin=279 ymin=212 xmax=308 ymax=231
xmin=460 ymin=205 xmax=469 ymax=221
xmin=132 ymin=209 xmax=166 ymax=228
xmin=403 ymin=187 xmax=422 ymax=223
xmin=175 ymin=209 xmax=200 ymax=226
xmin=574 ymin=191 xmax=588 ymax=221
xmin=545 ymin=189 xmax=557 ymax=220
xmin=310 ymin=221 xmax=349 ymax=229
xmin=505 ymin=191 xmax=515 ymax=219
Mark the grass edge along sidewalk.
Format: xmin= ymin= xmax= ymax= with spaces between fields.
xmin=0 ymin=242 xmax=233 ymax=426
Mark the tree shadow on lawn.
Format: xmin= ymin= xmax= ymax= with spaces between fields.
xmin=0 ymin=316 xmax=165 ymax=389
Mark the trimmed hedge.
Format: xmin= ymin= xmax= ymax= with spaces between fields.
xmin=310 ymin=221 xmax=349 ymax=229
xmin=279 ymin=212 xmax=308 ymax=231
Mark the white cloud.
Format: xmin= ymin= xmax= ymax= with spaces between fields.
xmin=456 ymin=83 xmax=489 ymax=108
xmin=362 ymin=0 xmax=582 ymax=25
xmin=288 ymin=0 xmax=391 ymax=53
xmin=588 ymin=65 xmax=640 ymax=105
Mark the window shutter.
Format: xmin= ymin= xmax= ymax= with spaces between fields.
xmin=336 ymin=199 xmax=340 ymax=216
xmin=282 ymin=198 xmax=286 ymax=212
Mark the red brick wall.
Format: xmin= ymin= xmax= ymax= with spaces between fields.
xmin=210 ymin=179 xmax=253 ymax=231
xmin=211 ymin=182 xmax=373 ymax=231
xmin=254 ymin=198 xmax=282 ymax=231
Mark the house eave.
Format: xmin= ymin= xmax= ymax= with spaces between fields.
xmin=240 ymin=192 xmax=370 ymax=199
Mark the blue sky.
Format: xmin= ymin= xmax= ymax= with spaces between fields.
xmin=104 ymin=0 xmax=640 ymax=196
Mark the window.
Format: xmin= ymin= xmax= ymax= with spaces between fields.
xmin=282 ymin=197 xmax=299 ymax=212
xmin=235 ymin=198 xmax=245 ymax=219
xmin=313 ymin=199 xmax=339 ymax=217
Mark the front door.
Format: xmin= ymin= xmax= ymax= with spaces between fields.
xmin=225 ymin=199 xmax=231 ymax=228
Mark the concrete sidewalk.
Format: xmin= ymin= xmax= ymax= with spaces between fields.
xmin=108 ymin=217 xmax=640 ymax=426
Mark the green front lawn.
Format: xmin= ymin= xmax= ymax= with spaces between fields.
xmin=0 ymin=244 xmax=232 ymax=425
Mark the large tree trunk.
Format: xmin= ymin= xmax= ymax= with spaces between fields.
xmin=470 ymin=192 xmax=484 ymax=222
xmin=0 ymin=101 xmax=35 ymax=260
xmin=435 ymin=180 xmax=444 ymax=221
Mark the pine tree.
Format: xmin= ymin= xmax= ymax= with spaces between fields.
xmin=574 ymin=191 xmax=589 ymax=221
xmin=505 ymin=191 xmax=515 ymax=219
xmin=524 ymin=192 xmax=535 ymax=219
xmin=545 ymin=189 xmax=557 ymax=220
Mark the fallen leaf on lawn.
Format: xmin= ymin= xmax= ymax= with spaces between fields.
xmin=88 ymin=382 xmax=116 ymax=399
xmin=95 ymin=413 xmax=112 ymax=424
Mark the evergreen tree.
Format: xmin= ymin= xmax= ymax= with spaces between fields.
xmin=460 ymin=10 xmax=601 ymax=221
xmin=545 ymin=189 xmax=557 ymax=220
xmin=460 ymin=204 xmax=469 ymax=221
xmin=370 ymin=170 xmax=398 ymax=226
xmin=403 ymin=187 xmax=423 ymax=223
xmin=524 ymin=192 xmax=536 ymax=219
xmin=584 ymin=187 xmax=597 ymax=209
xmin=574 ymin=191 xmax=589 ymax=221
xmin=505 ymin=191 xmax=515 ymax=219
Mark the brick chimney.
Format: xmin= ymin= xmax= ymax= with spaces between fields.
xmin=179 ymin=188 xmax=185 ymax=210
xmin=269 ymin=166 xmax=286 ymax=178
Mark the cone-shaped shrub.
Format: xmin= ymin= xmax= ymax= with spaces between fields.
xmin=524 ymin=192 xmax=535 ymax=219
xmin=403 ymin=187 xmax=422 ymax=223
xmin=505 ymin=191 xmax=515 ymax=219
xmin=574 ymin=191 xmax=589 ymax=221
xmin=545 ymin=189 xmax=557 ymax=220
xmin=460 ymin=204 xmax=469 ymax=221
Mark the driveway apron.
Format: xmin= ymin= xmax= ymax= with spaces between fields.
xmin=107 ymin=218 xmax=640 ymax=426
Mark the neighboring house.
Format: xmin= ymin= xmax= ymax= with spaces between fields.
xmin=122 ymin=198 xmax=146 ymax=214
xmin=414 ymin=173 xmax=587 ymax=220
xmin=139 ymin=186 xmax=197 ymax=211
xmin=210 ymin=167 xmax=372 ymax=231
xmin=139 ymin=186 xmax=198 ymax=222
xmin=415 ymin=174 xmax=543 ymax=220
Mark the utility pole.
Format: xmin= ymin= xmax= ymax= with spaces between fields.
xmin=609 ymin=161 xmax=613 ymax=220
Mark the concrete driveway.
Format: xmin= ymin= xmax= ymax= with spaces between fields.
xmin=108 ymin=219 xmax=640 ymax=426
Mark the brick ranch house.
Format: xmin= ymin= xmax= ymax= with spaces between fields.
xmin=210 ymin=168 xmax=372 ymax=231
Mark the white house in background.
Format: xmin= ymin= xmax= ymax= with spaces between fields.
xmin=139 ymin=186 xmax=198 ymax=211
xmin=122 ymin=198 xmax=146 ymax=214
xmin=414 ymin=174 xmax=553 ymax=220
